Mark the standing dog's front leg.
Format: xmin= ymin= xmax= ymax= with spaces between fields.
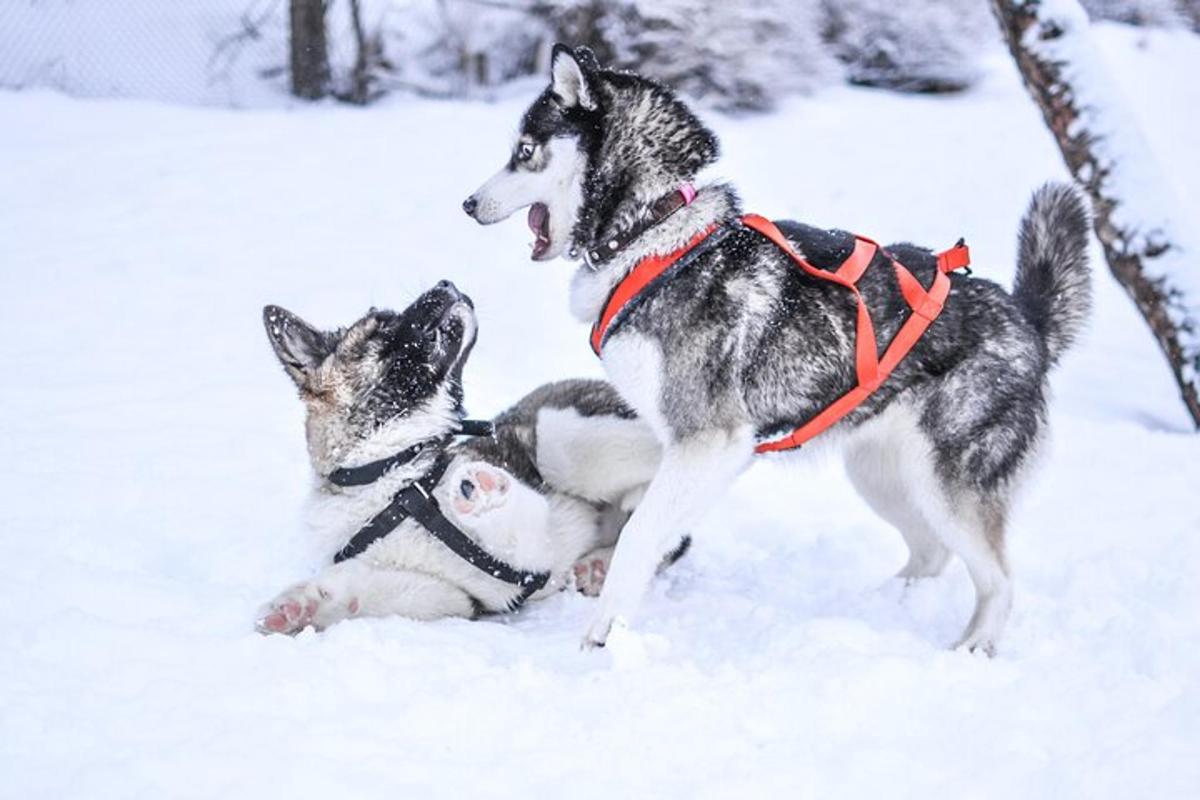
xmin=583 ymin=426 xmax=754 ymax=648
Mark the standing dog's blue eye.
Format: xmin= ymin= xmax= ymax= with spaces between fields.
xmin=460 ymin=480 xmax=475 ymax=499
xmin=517 ymin=142 xmax=535 ymax=161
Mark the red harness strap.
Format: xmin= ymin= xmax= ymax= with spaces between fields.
xmin=590 ymin=213 xmax=971 ymax=453
xmin=590 ymin=223 xmax=719 ymax=355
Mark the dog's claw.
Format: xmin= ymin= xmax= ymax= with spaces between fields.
xmin=580 ymin=634 xmax=607 ymax=651
xmin=581 ymin=614 xmax=615 ymax=650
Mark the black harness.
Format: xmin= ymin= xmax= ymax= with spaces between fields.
xmin=329 ymin=419 xmax=550 ymax=612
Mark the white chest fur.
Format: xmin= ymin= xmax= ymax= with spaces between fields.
xmin=599 ymin=332 xmax=670 ymax=444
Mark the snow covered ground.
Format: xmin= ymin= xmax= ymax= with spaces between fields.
xmin=2 ymin=23 xmax=1198 ymax=800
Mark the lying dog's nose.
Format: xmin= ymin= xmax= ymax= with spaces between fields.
xmin=461 ymin=195 xmax=478 ymax=217
xmin=437 ymin=279 xmax=458 ymax=293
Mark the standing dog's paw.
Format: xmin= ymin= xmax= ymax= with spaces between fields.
xmin=954 ymin=631 xmax=998 ymax=658
xmin=255 ymin=582 xmax=359 ymax=635
xmin=581 ymin=612 xmax=616 ymax=650
xmin=450 ymin=464 xmax=511 ymax=519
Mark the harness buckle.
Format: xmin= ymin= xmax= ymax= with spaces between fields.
xmin=937 ymin=238 xmax=971 ymax=274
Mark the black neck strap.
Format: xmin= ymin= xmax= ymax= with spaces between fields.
xmin=331 ymin=447 xmax=550 ymax=612
xmin=584 ymin=185 xmax=695 ymax=266
xmin=326 ymin=419 xmax=495 ymax=488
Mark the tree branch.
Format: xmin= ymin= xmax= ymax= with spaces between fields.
xmin=991 ymin=0 xmax=1200 ymax=427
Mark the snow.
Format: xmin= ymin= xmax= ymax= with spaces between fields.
xmin=2 ymin=22 xmax=1199 ymax=800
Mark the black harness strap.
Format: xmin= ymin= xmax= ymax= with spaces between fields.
xmin=328 ymin=441 xmax=436 ymax=488
xmin=456 ymin=419 xmax=495 ymax=437
xmin=392 ymin=462 xmax=549 ymax=611
xmin=330 ymin=427 xmax=550 ymax=612
xmin=332 ymin=455 xmax=451 ymax=563
xmin=327 ymin=419 xmax=494 ymax=488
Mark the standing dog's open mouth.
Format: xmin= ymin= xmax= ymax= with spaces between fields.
xmin=528 ymin=202 xmax=551 ymax=259
xmin=463 ymin=135 xmax=588 ymax=263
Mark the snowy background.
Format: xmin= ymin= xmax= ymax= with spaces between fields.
xmin=2 ymin=4 xmax=1199 ymax=798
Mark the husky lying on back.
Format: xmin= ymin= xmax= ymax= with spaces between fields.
xmin=256 ymin=280 xmax=663 ymax=634
xmin=463 ymin=44 xmax=1093 ymax=654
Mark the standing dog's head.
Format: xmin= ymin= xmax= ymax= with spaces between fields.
xmin=462 ymin=44 xmax=719 ymax=262
xmin=263 ymin=281 xmax=477 ymax=474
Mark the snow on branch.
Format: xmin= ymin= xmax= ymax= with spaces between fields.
xmin=992 ymin=0 xmax=1200 ymax=426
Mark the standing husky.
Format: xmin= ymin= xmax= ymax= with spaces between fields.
xmin=257 ymin=281 xmax=662 ymax=633
xmin=463 ymin=44 xmax=1092 ymax=654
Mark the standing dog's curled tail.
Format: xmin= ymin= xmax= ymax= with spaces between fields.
xmin=1012 ymin=182 xmax=1094 ymax=367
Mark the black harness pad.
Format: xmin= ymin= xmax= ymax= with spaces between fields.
xmin=772 ymin=221 xmax=859 ymax=272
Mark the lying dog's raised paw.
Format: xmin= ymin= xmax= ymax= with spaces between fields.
xmin=450 ymin=463 xmax=510 ymax=519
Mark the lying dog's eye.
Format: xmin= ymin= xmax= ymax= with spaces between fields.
xmin=517 ymin=142 xmax=535 ymax=161
xmin=460 ymin=479 xmax=475 ymax=499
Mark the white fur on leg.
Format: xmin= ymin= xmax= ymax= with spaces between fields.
xmin=846 ymin=403 xmax=1013 ymax=654
xmin=256 ymin=558 xmax=476 ymax=634
xmin=444 ymin=461 xmax=558 ymax=573
xmin=844 ymin=408 xmax=951 ymax=582
xmin=582 ymin=427 xmax=755 ymax=648
xmin=909 ymin=489 xmax=1012 ymax=656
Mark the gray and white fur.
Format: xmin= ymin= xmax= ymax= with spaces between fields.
xmin=257 ymin=281 xmax=662 ymax=634
xmin=464 ymin=44 xmax=1093 ymax=655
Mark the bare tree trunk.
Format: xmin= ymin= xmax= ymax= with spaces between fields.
xmin=991 ymin=0 xmax=1200 ymax=427
xmin=290 ymin=0 xmax=329 ymax=100
xmin=345 ymin=0 xmax=371 ymax=104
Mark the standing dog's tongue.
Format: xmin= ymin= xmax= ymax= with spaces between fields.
xmin=527 ymin=203 xmax=551 ymax=260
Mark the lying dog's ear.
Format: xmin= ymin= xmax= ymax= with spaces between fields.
xmin=263 ymin=305 xmax=336 ymax=388
xmin=550 ymin=43 xmax=597 ymax=111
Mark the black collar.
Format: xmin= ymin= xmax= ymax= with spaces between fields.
xmin=583 ymin=184 xmax=696 ymax=266
xmin=327 ymin=419 xmax=495 ymax=488
xmin=329 ymin=426 xmax=550 ymax=612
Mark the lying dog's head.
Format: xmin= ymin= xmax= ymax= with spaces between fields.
xmin=263 ymin=281 xmax=477 ymax=474
xmin=462 ymin=43 xmax=719 ymax=262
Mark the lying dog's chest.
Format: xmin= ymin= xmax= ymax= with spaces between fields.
xmin=305 ymin=465 xmax=539 ymax=610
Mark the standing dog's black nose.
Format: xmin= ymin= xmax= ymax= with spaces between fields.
xmin=462 ymin=196 xmax=478 ymax=217
xmin=436 ymin=279 xmax=457 ymax=293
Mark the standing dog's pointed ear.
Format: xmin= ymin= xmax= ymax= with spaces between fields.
xmin=263 ymin=305 xmax=336 ymax=388
xmin=550 ymin=43 xmax=598 ymax=111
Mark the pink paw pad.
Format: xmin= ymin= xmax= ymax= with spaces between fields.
xmin=452 ymin=465 xmax=510 ymax=517
xmin=573 ymin=558 xmax=609 ymax=597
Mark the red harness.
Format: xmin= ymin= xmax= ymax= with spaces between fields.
xmin=590 ymin=214 xmax=971 ymax=453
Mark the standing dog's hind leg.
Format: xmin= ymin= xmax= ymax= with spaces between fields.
xmin=582 ymin=427 xmax=754 ymax=648
xmin=910 ymin=481 xmax=1013 ymax=656
xmin=947 ymin=503 xmax=1012 ymax=656
xmin=844 ymin=436 xmax=950 ymax=582
xmin=849 ymin=405 xmax=1013 ymax=654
